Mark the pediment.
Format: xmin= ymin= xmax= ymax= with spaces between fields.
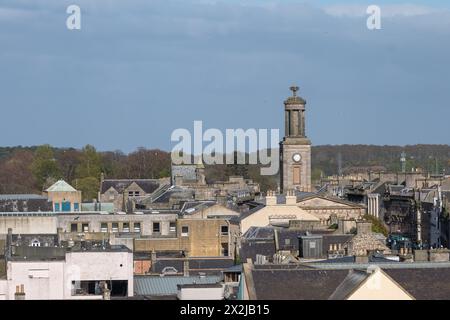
xmin=297 ymin=196 xmax=356 ymax=208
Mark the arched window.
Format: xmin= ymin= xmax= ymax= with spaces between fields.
xmin=31 ymin=239 xmax=41 ymax=247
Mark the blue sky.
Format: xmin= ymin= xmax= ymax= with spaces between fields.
xmin=0 ymin=0 xmax=449 ymax=152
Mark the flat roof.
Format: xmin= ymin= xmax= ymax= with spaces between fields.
xmin=0 ymin=194 xmax=48 ymax=201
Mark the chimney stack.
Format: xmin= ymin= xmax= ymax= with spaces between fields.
xmin=101 ymin=282 xmax=111 ymax=300
xmin=285 ymin=190 xmax=297 ymax=205
xmin=14 ymin=285 xmax=25 ymax=300
xmin=355 ymin=255 xmax=369 ymax=264
xmin=356 ymin=221 xmax=372 ymax=235
xmin=265 ymin=190 xmax=277 ymax=206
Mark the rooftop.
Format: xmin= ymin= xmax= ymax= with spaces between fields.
xmin=246 ymin=262 xmax=450 ymax=299
xmin=101 ymin=179 xmax=161 ymax=194
xmin=0 ymin=194 xmax=48 ymax=201
xmin=45 ymin=180 xmax=77 ymax=193
xmin=134 ymin=275 xmax=221 ymax=297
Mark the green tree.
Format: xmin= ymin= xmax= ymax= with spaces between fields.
xmin=363 ymin=214 xmax=389 ymax=237
xmin=75 ymin=145 xmax=102 ymax=179
xmin=31 ymin=145 xmax=61 ymax=190
xmin=74 ymin=177 xmax=99 ymax=201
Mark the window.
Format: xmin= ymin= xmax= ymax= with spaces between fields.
xmin=169 ymin=222 xmax=176 ymax=233
xmin=101 ymin=223 xmax=108 ymax=233
xmin=70 ymin=223 xmax=78 ymax=232
xmin=128 ymin=191 xmax=134 ymax=197
xmin=181 ymin=226 xmax=189 ymax=237
xmin=134 ymin=222 xmax=141 ymax=233
xmin=221 ymin=243 xmax=229 ymax=256
xmin=112 ymin=223 xmax=119 ymax=233
xmin=221 ymin=225 xmax=229 ymax=236
xmin=153 ymin=222 xmax=160 ymax=233
xmin=122 ymin=223 xmax=130 ymax=233
xmin=82 ymin=223 xmax=89 ymax=233
xmin=74 ymin=203 xmax=80 ymax=211
xmin=55 ymin=203 xmax=60 ymax=212
xmin=293 ymin=166 xmax=301 ymax=185
xmin=134 ymin=191 xmax=140 ymax=197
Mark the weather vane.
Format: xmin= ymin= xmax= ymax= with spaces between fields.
xmin=290 ymin=85 xmax=299 ymax=97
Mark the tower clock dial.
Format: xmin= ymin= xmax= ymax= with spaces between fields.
xmin=292 ymin=153 xmax=302 ymax=163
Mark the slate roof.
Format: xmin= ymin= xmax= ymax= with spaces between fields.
xmin=152 ymin=259 xmax=184 ymax=274
xmin=328 ymin=269 xmax=370 ymax=300
xmin=321 ymin=234 xmax=354 ymax=256
xmin=247 ymin=262 xmax=450 ymax=299
xmin=231 ymin=201 xmax=265 ymax=222
xmin=189 ymin=258 xmax=235 ymax=271
xmin=11 ymin=234 xmax=58 ymax=247
xmin=384 ymin=268 xmax=450 ymax=300
xmin=239 ymin=240 xmax=276 ymax=262
xmin=152 ymin=258 xmax=235 ymax=276
xmin=181 ymin=201 xmax=217 ymax=215
xmin=250 ymin=267 xmax=349 ymax=300
xmin=152 ymin=187 xmax=194 ymax=204
xmin=311 ymin=254 xmax=399 ymax=265
xmin=100 ymin=179 xmax=161 ymax=194
xmin=241 ymin=227 xmax=354 ymax=260
xmin=244 ymin=226 xmax=276 ymax=240
xmin=134 ymin=275 xmax=221 ymax=296
xmin=0 ymin=194 xmax=48 ymax=201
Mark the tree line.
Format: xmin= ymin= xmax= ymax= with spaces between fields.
xmin=0 ymin=145 xmax=170 ymax=201
xmin=0 ymin=144 xmax=449 ymax=198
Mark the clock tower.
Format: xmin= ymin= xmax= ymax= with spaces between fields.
xmin=279 ymin=85 xmax=312 ymax=193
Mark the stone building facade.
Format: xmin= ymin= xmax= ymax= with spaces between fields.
xmin=280 ymin=86 xmax=312 ymax=193
xmin=134 ymin=218 xmax=239 ymax=258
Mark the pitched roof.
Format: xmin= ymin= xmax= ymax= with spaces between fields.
xmin=383 ymin=268 xmax=450 ymax=300
xmin=100 ymin=179 xmax=161 ymax=194
xmin=328 ymin=269 xmax=370 ymax=300
xmin=249 ymin=267 xmax=349 ymax=300
xmin=328 ymin=267 xmax=414 ymax=300
xmin=239 ymin=240 xmax=276 ymax=262
xmin=45 ymin=180 xmax=77 ymax=192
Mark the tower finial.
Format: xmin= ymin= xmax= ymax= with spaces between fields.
xmin=290 ymin=85 xmax=299 ymax=97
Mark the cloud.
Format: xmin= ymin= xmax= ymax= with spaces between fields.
xmin=0 ymin=0 xmax=449 ymax=150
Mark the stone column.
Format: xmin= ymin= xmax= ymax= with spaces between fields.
xmin=300 ymin=110 xmax=305 ymax=136
xmin=285 ymin=110 xmax=290 ymax=136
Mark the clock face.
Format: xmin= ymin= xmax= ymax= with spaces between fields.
xmin=292 ymin=153 xmax=302 ymax=163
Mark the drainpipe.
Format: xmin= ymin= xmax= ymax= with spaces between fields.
xmin=226 ymin=220 xmax=231 ymax=258
xmin=274 ymin=228 xmax=279 ymax=252
xmin=416 ymin=189 xmax=422 ymax=246
xmin=6 ymin=228 xmax=12 ymax=259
